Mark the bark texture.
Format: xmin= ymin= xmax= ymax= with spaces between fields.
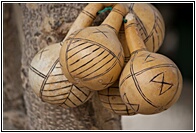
xmin=20 ymin=3 xmax=121 ymax=130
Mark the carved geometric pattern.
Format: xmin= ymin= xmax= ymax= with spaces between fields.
xmin=39 ymin=59 xmax=66 ymax=102
xmin=101 ymin=24 xmax=117 ymax=34
xmin=143 ymin=11 xmax=164 ymax=52
xmin=60 ymin=85 xmax=92 ymax=108
xmin=112 ymin=8 xmax=124 ymax=17
xmin=31 ymin=58 xmax=92 ymax=107
xmin=122 ymin=93 xmax=139 ymax=112
xmin=29 ymin=65 xmax=46 ymax=79
xmin=129 ymin=3 xmax=135 ymax=10
xmin=98 ymin=87 xmax=136 ymax=115
xmin=119 ymin=50 xmax=179 ymax=109
xmin=66 ymin=38 xmax=124 ymax=81
xmin=130 ymin=6 xmax=164 ymax=52
xmin=81 ymin=10 xmax=96 ymax=20
xmin=149 ymin=72 xmax=173 ymax=95
xmin=101 ymin=76 xmax=115 ymax=89
xmin=92 ymin=28 xmax=108 ymax=38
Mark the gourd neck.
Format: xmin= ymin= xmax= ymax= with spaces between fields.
xmin=124 ymin=13 xmax=147 ymax=53
xmin=101 ymin=4 xmax=128 ymax=34
xmin=64 ymin=3 xmax=104 ymax=41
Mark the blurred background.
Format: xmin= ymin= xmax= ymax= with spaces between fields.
xmin=3 ymin=3 xmax=193 ymax=130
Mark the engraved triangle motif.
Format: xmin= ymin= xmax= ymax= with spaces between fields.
xmin=144 ymin=54 xmax=156 ymax=63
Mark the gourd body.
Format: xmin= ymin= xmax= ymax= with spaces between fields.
xmin=29 ymin=44 xmax=94 ymax=108
xmin=60 ymin=26 xmax=124 ymax=91
xmin=119 ymin=50 xmax=183 ymax=114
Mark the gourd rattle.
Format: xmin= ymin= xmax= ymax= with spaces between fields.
xmin=28 ymin=3 xmax=106 ymax=108
xmin=60 ymin=4 xmax=128 ymax=91
xmin=119 ymin=13 xmax=183 ymax=114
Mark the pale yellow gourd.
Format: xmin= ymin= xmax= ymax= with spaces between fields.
xmin=119 ymin=13 xmax=183 ymax=114
xmin=60 ymin=4 xmax=129 ymax=91
xmin=28 ymin=3 xmax=106 ymax=108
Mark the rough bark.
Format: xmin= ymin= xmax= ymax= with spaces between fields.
xmin=20 ymin=3 xmax=121 ymax=130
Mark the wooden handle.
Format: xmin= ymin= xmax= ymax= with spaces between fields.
xmin=124 ymin=13 xmax=147 ymax=53
xmin=63 ymin=3 xmax=104 ymax=41
xmin=102 ymin=4 xmax=129 ymax=33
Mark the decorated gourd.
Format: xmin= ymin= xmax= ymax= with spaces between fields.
xmin=28 ymin=3 xmax=105 ymax=108
xmin=127 ymin=3 xmax=165 ymax=52
xmin=60 ymin=4 xmax=128 ymax=91
xmin=119 ymin=13 xmax=183 ymax=114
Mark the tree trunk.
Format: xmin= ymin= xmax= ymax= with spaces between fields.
xmin=20 ymin=3 xmax=121 ymax=130
xmin=3 ymin=3 xmax=27 ymax=130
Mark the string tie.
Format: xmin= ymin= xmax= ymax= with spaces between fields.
xmin=97 ymin=6 xmax=113 ymax=14
xmin=97 ymin=6 xmax=127 ymax=23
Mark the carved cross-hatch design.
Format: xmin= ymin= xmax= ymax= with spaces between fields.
xmin=150 ymin=72 xmax=173 ymax=95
